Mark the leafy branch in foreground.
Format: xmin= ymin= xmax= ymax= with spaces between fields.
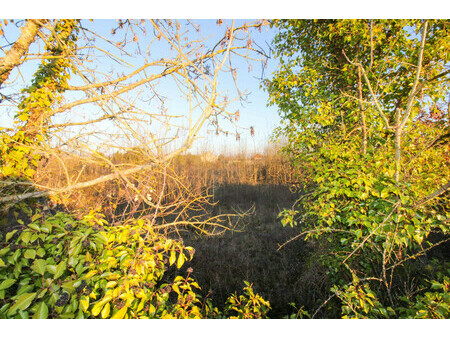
xmin=0 ymin=210 xmax=270 ymax=319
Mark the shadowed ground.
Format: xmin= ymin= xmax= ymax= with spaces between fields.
xmin=180 ymin=183 xmax=329 ymax=318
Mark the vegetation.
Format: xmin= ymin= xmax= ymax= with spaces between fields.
xmin=0 ymin=209 xmax=271 ymax=318
xmin=266 ymin=19 xmax=449 ymax=318
xmin=1 ymin=19 xmax=449 ymax=319
xmin=0 ymin=19 xmax=273 ymax=319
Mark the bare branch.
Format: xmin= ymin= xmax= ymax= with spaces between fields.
xmin=342 ymin=49 xmax=392 ymax=129
xmin=415 ymin=181 xmax=450 ymax=207
xmin=400 ymin=20 xmax=429 ymax=130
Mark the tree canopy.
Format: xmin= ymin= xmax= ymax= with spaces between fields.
xmin=267 ymin=19 xmax=449 ymax=318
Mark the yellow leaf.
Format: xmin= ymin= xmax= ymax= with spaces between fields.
xmin=91 ymin=302 xmax=104 ymax=317
xmin=136 ymin=298 xmax=145 ymax=312
xmin=106 ymin=281 xmax=117 ymax=289
xmin=169 ymin=250 xmax=176 ymax=266
xmin=79 ymin=296 xmax=89 ymax=312
xmin=148 ymin=304 xmax=156 ymax=317
xmin=112 ymin=305 xmax=128 ymax=319
xmin=84 ymin=270 xmax=97 ymax=279
xmin=176 ymin=253 xmax=185 ymax=269
xmin=101 ymin=302 xmax=111 ymax=318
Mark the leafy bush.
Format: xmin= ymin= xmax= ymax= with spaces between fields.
xmin=224 ymin=281 xmax=271 ymax=319
xmin=267 ymin=19 xmax=449 ymax=318
xmin=398 ymin=276 xmax=449 ymax=319
xmin=0 ymin=210 xmax=270 ymax=319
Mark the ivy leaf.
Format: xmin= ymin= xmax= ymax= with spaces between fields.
xmin=20 ymin=231 xmax=32 ymax=244
xmin=31 ymin=213 xmax=42 ymax=222
xmin=68 ymin=242 xmax=82 ymax=257
xmin=40 ymin=222 xmax=52 ymax=233
xmin=91 ymin=295 xmax=112 ymax=317
xmin=28 ymin=223 xmax=40 ymax=232
xmin=380 ymin=189 xmax=389 ymax=199
xmin=61 ymin=280 xmax=76 ymax=293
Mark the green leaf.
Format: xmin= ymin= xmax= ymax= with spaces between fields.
xmin=40 ymin=223 xmax=52 ymax=233
xmin=431 ymin=282 xmax=443 ymax=290
xmin=28 ymin=223 xmax=40 ymax=232
xmin=17 ymin=310 xmax=29 ymax=319
xmin=0 ymin=279 xmax=16 ymax=290
xmin=7 ymin=292 xmax=37 ymax=316
xmin=380 ymin=189 xmax=389 ymax=199
xmin=31 ymin=259 xmax=46 ymax=276
xmin=10 ymin=249 xmax=21 ymax=263
xmin=68 ymin=242 xmax=82 ymax=257
xmin=46 ymin=265 xmax=57 ymax=275
xmin=5 ymin=230 xmax=18 ymax=242
xmin=36 ymin=247 xmax=46 ymax=257
xmin=0 ymin=258 xmax=6 ymax=267
xmin=24 ymin=249 xmax=36 ymax=260
xmin=61 ymin=280 xmax=77 ymax=293
xmin=20 ymin=231 xmax=32 ymax=244
xmin=0 ymin=246 xmax=10 ymax=256
xmin=54 ymin=261 xmax=67 ymax=279
xmin=31 ymin=213 xmax=42 ymax=222
xmin=33 ymin=301 xmax=48 ymax=319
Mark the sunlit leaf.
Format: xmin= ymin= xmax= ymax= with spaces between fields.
xmin=33 ymin=301 xmax=48 ymax=319
xmin=7 ymin=292 xmax=36 ymax=316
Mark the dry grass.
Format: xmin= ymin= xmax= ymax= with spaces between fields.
xmin=29 ymin=147 xmax=329 ymax=317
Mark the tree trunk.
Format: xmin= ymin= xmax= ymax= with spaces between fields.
xmin=394 ymin=127 xmax=402 ymax=184
xmin=357 ymin=67 xmax=367 ymax=155
xmin=0 ymin=19 xmax=43 ymax=87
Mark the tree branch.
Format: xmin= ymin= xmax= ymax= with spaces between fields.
xmin=415 ymin=181 xmax=450 ymax=207
xmin=0 ymin=19 xmax=44 ymax=86
xmin=399 ymin=20 xmax=428 ymax=130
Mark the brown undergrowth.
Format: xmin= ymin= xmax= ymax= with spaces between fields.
xmin=27 ymin=149 xmax=327 ymax=317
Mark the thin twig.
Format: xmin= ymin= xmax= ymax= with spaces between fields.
xmin=342 ymin=201 xmax=400 ymax=264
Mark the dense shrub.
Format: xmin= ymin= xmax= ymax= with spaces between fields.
xmin=0 ymin=209 xmax=270 ymax=319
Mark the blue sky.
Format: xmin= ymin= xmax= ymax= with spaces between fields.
xmin=0 ymin=19 xmax=282 ymax=156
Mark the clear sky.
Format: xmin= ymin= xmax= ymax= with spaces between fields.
xmin=0 ymin=19 xmax=282 ymax=156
